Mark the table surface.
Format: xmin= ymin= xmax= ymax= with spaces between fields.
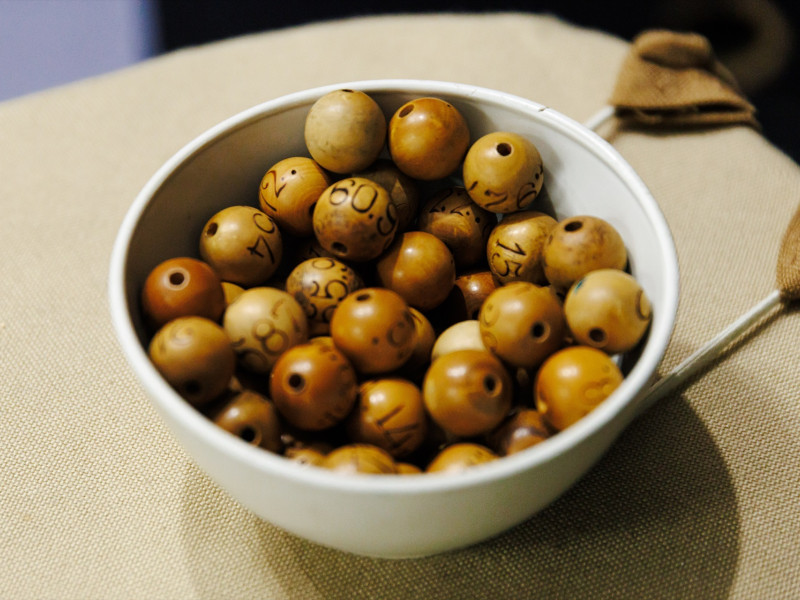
xmin=2 ymin=13 xmax=799 ymax=599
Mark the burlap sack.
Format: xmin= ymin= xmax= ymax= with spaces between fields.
xmin=2 ymin=13 xmax=798 ymax=599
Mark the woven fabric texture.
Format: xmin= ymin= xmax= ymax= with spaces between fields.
xmin=1 ymin=13 xmax=799 ymax=599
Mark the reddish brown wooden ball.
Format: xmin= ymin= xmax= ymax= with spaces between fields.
xmin=430 ymin=320 xmax=486 ymax=361
xmin=400 ymin=307 xmax=437 ymax=376
xmin=416 ymin=187 xmax=494 ymax=269
xmin=199 ymin=205 xmax=283 ymax=287
xmin=388 ymin=97 xmax=470 ymax=180
xmin=422 ymin=349 xmax=513 ymax=437
xmin=485 ymin=408 xmax=550 ymax=456
xmin=141 ymin=257 xmax=226 ymax=329
xmin=354 ymin=159 xmax=420 ymax=232
xmin=329 ymin=288 xmax=416 ymax=375
xmin=425 ymin=443 xmax=498 ymax=474
xmin=148 ymin=316 xmax=235 ymax=407
xmin=463 ymin=131 xmax=544 ymax=213
xmin=258 ymin=156 xmax=332 ymax=237
xmin=479 ymin=281 xmax=567 ymax=369
xmin=285 ymin=257 xmax=364 ymax=336
xmin=346 ymin=378 xmax=427 ymax=457
xmin=323 ymin=444 xmax=398 ymax=475
xmin=535 ymin=346 xmax=623 ymax=431
xmin=375 ymin=231 xmax=456 ymax=311
xmin=269 ymin=341 xmax=358 ymax=431
xmin=313 ymin=177 xmax=398 ymax=262
xmin=443 ymin=270 xmax=498 ymax=322
xmin=209 ymin=390 xmax=282 ymax=453
xmin=542 ymin=215 xmax=628 ymax=291
xmin=564 ymin=268 xmax=652 ymax=354
xmin=304 ymin=89 xmax=387 ymax=174
xmin=222 ymin=287 xmax=309 ymax=374
xmin=487 ymin=211 xmax=558 ymax=286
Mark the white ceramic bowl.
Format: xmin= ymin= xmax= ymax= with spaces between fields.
xmin=108 ymin=80 xmax=679 ymax=558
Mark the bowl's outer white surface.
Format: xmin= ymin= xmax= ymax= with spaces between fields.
xmin=109 ymin=80 xmax=679 ymax=558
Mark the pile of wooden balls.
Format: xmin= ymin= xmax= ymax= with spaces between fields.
xmin=141 ymin=89 xmax=652 ymax=476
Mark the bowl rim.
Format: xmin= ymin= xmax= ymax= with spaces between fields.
xmin=108 ymin=78 xmax=679 ymax=495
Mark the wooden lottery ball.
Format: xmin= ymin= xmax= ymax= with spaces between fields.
xmin=269 ymin=341 xmax=358 ymax=431
xmin=416 ymin=187 xmax=494 ymax=269
xmin=463 ymin=131 xmax=545 ymax=213
xmin=141 ymin=256 xmax=226 ymax=329
xmin=375 ymin=231 xmax=456 ymax=311
xmin=323 ymin=444 xmax=398 ymax=475
xmin=346 ymin=378 xmax=427 ymax=457
xmin=285 ymin=446 xmax=328 ymax=466
xmin=396 ymin=462 xmax=423 ymax=475
xmin=209 ymin=390 xmax=282 ymax=453
xmin=422 ymin=349 xmax=513 ymax=437
xmin=443 ymin=270 xmax=498 ymax=322
xmin=430 ymin=320 xmax=486 ymax=361
xmin=479 ymin=281 xmax=566 ymax=369
xmin=535 ymin=346 xmax=624 ymax=431
xmin=388 ymin=97 xmax=470 ymax=180
xmin=285 ymin=257 xmax=364 ymax=336
xmin=485 ymin=408 xmax=549 ymax=456
xmin=354 ymin=159 xmax=420 ymax=232
xmin=400 ymin=307 xmax=436 ymax=376
xmin=148 ymin=316 xmax=235 ymax=407
xmin=329 ymin=288 xmax=416 ymax=375
xmin=258 ymin=156 xmax=332 ymax=237
xmin=222 ymin=287 xmax=308 ymax=374
xmin=542 ymin=215 xmax=627 ymax=291
xmin=304 ymin=89 xmax=386 ymax=174
xmin=199 ymin=205 xmax=283 ymax=287
xmin=487 ymin=211 xmax=558 ymax=285
xmin=313 ymin=177 xmax=398 ymax=262
xmin=564 ymin=268 xmax=652 ymax=354
xmin=425 ymin=443 xmax=498 ymax=474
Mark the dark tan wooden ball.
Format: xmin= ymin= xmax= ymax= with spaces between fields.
xmin=323 ymin=444 xmax=398 ymax=475
xmin=564 ymin=268 xmax=652 ymax=354
xmin=425 ymin=443 xmax=498 ymax=474
xmin=148 ymin=316 xmax=235 ymax=407
xmin=199 ymin=205 xmax=283 ymax=287
xmin=443 ymin=270 xmax=498 ymax=322
xmin=479 ymin=281 xmax=567 ymax=369
xmin=354 ymin=159 xmax=420 ymax=232
xmin=422 ymin=349 xmax=513 ymax=437
xmin=313 ymin=177 xmax=398 ymax=262
xmin=388 ymin=97 xmax=470 ymax=180
xmin=542 ymin=215 xmax=628 ymax=291
xmin=141 ymin=256 xmax=226 ymax=329
xmin=534 ymin=346 xmax=624 ymax=431
xmin=346 ymin=378 xmax=427 ymax=458
xmin=485 ymin=408 xmax=550 ymax=456
xmin=375 ymin=231 xmax=456 ymax=311
xmin=269 ymin=341 xmax=358 ymax=431
xmin=416 ymin=187 xmax=494 ymax=269
xmin=304 ymin=89 xmax=387 ymax=174
xmin=329 ymin=287 xmax=416 ymax=375
xmin=463 ymin=131 xmax=545 ymax=213
xmin=258 ymin=156 xmax=332 ymax=237
xmin=285 ymin=257 xmax=364 ymax=336
xmin=487 ymin=211 xmax=557 ymax=286
xmin=209 ymin=390 xmax=282 ymax=453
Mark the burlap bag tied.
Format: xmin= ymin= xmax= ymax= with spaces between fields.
xmin=609 ymin=29 xmax=759 ymax=128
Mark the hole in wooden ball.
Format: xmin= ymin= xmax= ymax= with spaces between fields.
xmin=341 ymin=89 xmax=354 ymax=93
xmin=399 ymin=105 xmax=414 ymax=118
xmin=496 ymin=142 xmax=512 ymax=156
xmin=589 ymin=328 xmax=607 ymax=344
xmin=530 ymin=321 xmax=549 ymax=340
xmin=483 ymin=375 xmax=499 ymax=395
xmin=287 ymin=373 xmax=306 ymax=393
xmin=332 ymin=241 xmax=348 ymax=255
xmin=168 ymin=270 xmax=186 ymax=287
xmin=239 ymin=426 xmax=257 ymax=443
xmin=355 ymin=292 xmax=371 ymax=302
xmin=564 ymin=220 xmax=583 ymax=232
xmin=183 ymin=379 xmax=201 ymax=396
xmin=206 ymin=222 xmax=218 ymax=236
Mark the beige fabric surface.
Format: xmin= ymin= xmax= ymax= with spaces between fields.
xmin=2 ymin=12 xmax=799 ymax=599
